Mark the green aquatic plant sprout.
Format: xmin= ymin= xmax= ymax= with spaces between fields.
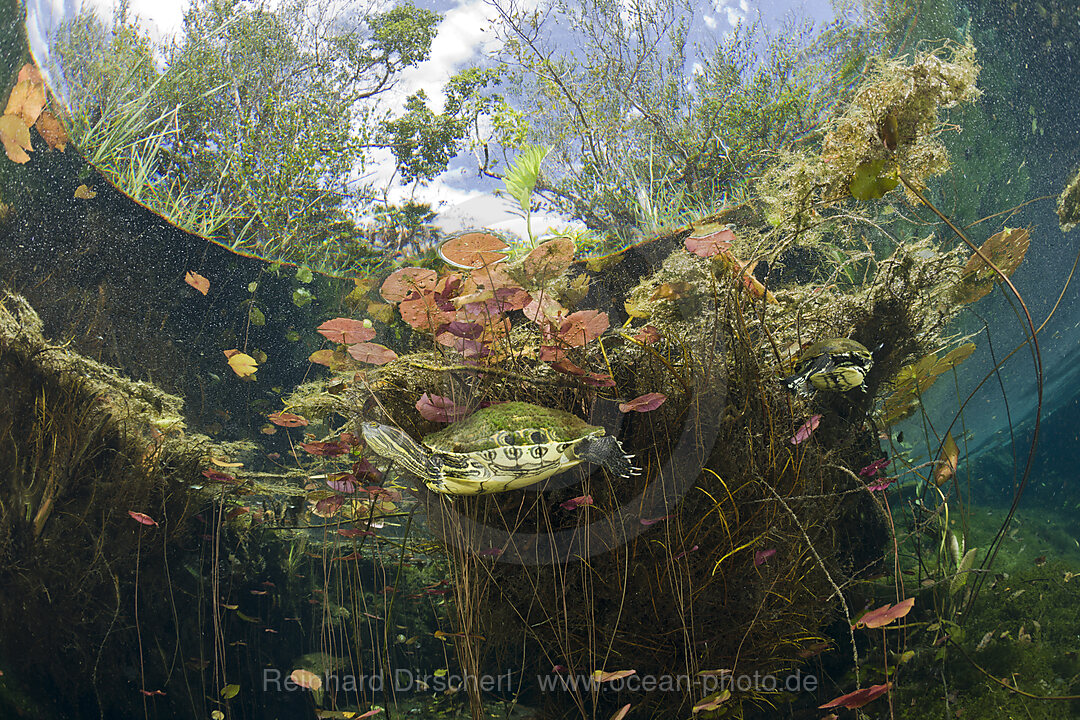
xmin=502 ymin=143 xmax=551 ymax=245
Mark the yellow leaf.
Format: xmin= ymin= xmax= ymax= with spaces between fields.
xmin=34 ymin=109 xmax=68 ymax=150
xmin=221 ymin=683 xmax=240 ymax=699
xmin=0 ymin=114 xmax=33 ymax=164
xmin=933 ymin=433 xmax=959 ymax=487
xmin=226 ymin=351 xmax=258 ymax=378
xmin=290 ymin=668 xmax=323 ymax=690
xmin=211 ymin=458 xmax=244 ymax=468
xmin=5 ymin=78 xmax=46 ymax=125
xmin=185 ymin=270 xmax=209 ymax=295
xmin=74 ymin=184 xmax=97 ymax=199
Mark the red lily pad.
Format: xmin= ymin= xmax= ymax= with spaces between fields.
xmin=380 ymin=268 xmax=438 ymax=304
xmin=438 ymin=231 xmax=509 ymax=269
xmin=618 ymin=393 xmax=666 ymax=413
xmin=790 ymin=414 xmax=822 ymax=445
xmin=398 ymin=292 xmax=455 ymax=331
xmin=347 ymin=342 xmax=398 ymax=365
xmin=128 ymin=511 xmax=158 ymax=526
xmin=268 ymin=411 xmax=309 ymax=427
xmin=685 ymin=228 xmax=735 ymax=258
xmin=299 ymin=441 xmax=348 ymax=457
xmin=416 ymin=393 xmax=471 ymax=423
xmin=560 ymin=495 xmax=594 ymax=510
xmin=819 ymin=682 xmax=892 ymax=710
xmin=317 ymin=318 xmax=375 ymax=344
xmin=523 ymin=237 xmax=576 ymax=285
xmin=854 ymin=597 xmax=914 ymax=629
xmin=557 ymin=309 xmax=609 ymax=347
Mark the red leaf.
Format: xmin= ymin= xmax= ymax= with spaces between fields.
xmin=640 ymin=515 xmax=670 ymax=526
xmin=560 ymin=495 xmax=594 ymax=510
xmin=859 ymin=457 xmax=891 ymax=477
xmin=380 ymin=268 xmax=438 ymax=304
xmin=548 ymin=359 xmax=616 ymax=387
xmin=557 ymin=309 xmax=609 ymax=347
xmin=347 ymin=342 xmax=398 ymax=365
xmin=633 ymin=325 xmax=661 ymax=344
xmin=819 ymin=682 xmax=892 ymax=709
xmin=327 ymin=473 xmax=356 ymax=493
xmin=268 ymin=411 xmax=308 ymax=427
xmin=866 ymin=477 xmax=896 ymax=492
xmin=416 ymin=393 xmax=471 ymax=423
xmin=399 ymin=292 xmax=454 ymax=331
xmin=790 ymin=414 xmax=822 ymax=445
xmin=618 ymin=392 xmax=666 ymax=413
xmin=128 ymin=511 xmax=157 ymax=526
xmin=754 ymin=548 xmax=776 ymax=566
xmin=684 ymin=228 xmax=735 ymax=258
xmin=202 ymin=469 xmax=239 ymax=484
xmin=855 ymin=597 xmax=915 ymax=629
xmin=184 ymin=271 xmax=209 ymax=295
xmin=609 ymin=704 xmax=632 ymax=720
xmin=299 ymin=441 xmax=348 ymax=457
xmin=438 ymin=231 xmax=509 ymax=269
xmin=523 ymin=293 xmax=566 ymax=325
xmin=317 ymin=318 xmax=375 ymax=344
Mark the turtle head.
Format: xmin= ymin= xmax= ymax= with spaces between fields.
xmin=574 ymin=434 xmax=639 ymax=479
xmin=360 ymin=422 xmax=436 ymax=481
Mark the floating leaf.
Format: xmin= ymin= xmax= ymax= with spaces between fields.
xmin=849 ymin=158 xmax=898 ymax=200
xmin=859 ymin=457 xmax=890 ymax=478
xmin=5 ymin=77 xmax=46 ymax=125
xmin=650 ymin=281 xmax=692 ymax=301
xmin=73 ymin=184 xmax=97 ymax=199
xmin=300 ymin=441 xmax=348 ymax=457
xmin=290 ymin=668 xmax=322 ymax=691
xmin=268 ymin=411 xmax=308 ymax=427
xmin=618 ymin=393 xmax=666 ymax=413
xmin=591 ymin=669 xmax=636 ymax=683
xmin=523 ymin=237 xmax=576 ymax=285
xmin=933 ymin=432 xmax=959 ymax=487
xmin=632 ymin=325 xmax=661 ymax=344
xmin=292 ymin=288 xmax=313 ymax=307
xmin=398 ymin=292 xmax=454 ymax=331
xmin=954 ymin=227 xmax=1030 ymax=304
xmin=34 ymin=109 xmax=67 ymax=150
xmin=220 ymin=683 xmax=240 ymax=699
xmin=417 ymin=393 xmax=471 ymax=423
xmin=692 ymin=690 xmax=731 ymax=713
xmin=854 ymin=597 xmax=914 ymax=629
xmin=0 ymin=114 xmax=33 ymax=163
xmin=185 ymin=271 xmax=209 ymax=295
xmin=202 ymin=469 xmax=238 ymax=484
xmin=317 ymin=317 xmax=375 ymax=344
xmin=347 ymin=342 xmax=398 ymax=365
xmin=819 ymin=682 xmax=891 ymax=710
xmin=380 ymin=267 xmax=438 ymax=304
xmin=684 ymin=228 xmax=735 ymax=258
xmin=308 ymin=349 xmax=336 ymax=367
xmin=560 ymin=495 xmax=594 ymax=510
xmin=225 ymin=350 xmax=258 ymax=378
xmin=128 ymin=511 xmax=157 ymax=526
xmin=438 ymin=231 xmax=509 ymax=269
xmin=609 ymin=703 xmax=632 ymax=720
xmin=790 ymin=414 xmax=822 ymax=445
xmin=295 ymin=265 xmax=314 ymax=283
xmin=557 ymin=309 xmax=609 ymax=347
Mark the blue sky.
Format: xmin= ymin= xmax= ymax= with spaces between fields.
xmin=25 ymin=0 xmax=836 ymax=238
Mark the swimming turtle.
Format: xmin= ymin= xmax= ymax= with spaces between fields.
xmin=781 ymin=338 xmax=874 ymax=393
xmin=361 ymin=401 xmax=637 ymax=495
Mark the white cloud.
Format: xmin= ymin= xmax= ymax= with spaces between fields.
xmin=703 ymin=14 xmax=717 ymax=29
xmin=393 ymin=0 xmax=500 ymax=112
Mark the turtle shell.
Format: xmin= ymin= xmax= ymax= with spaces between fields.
xmin=788 ymin=338 xmax=873 ymax=392
xmin=422 ymin=401 xmax=603 ymax=452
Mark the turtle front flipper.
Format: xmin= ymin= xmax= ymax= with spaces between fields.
xmin=574 ymin=435 xmax=639 ymax=479
xmin=361 ymin=422 xmax=438 ymax=483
